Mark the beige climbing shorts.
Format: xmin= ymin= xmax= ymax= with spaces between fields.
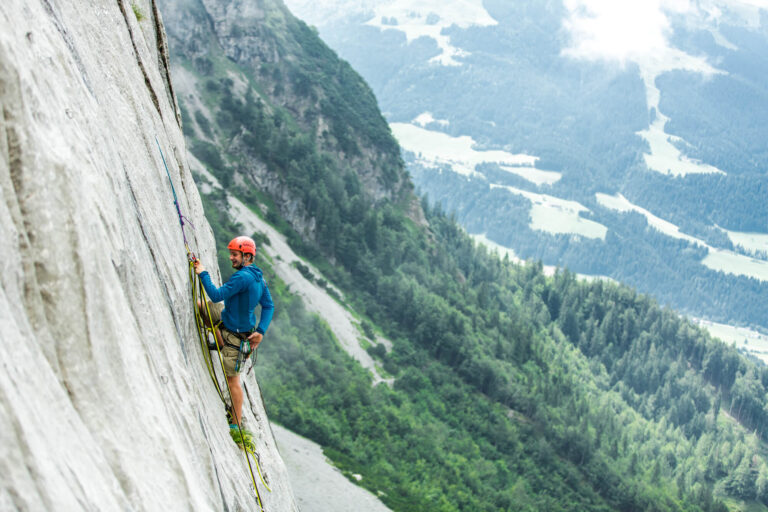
xmin=205 ymin=301 xmax=256 ymax=375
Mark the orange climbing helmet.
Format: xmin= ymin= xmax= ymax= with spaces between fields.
xmin=227 ymin=236 xmax=256 ymax=256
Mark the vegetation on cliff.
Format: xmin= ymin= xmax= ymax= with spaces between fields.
xmin=165 ymin=0 xmax=768 ymax=509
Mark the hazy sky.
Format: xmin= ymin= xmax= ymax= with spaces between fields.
xmin=563 ymin=0 xmax=687 ymax=62
xmin=283 ymin=0 xmax=767 ymax=73
xmin=563 ymin=0 xmax=768 ymax=64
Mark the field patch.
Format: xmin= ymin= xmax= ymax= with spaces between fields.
xmin=696 ymin=319 xmax=768 ymax=364
xmin=493 ymin=185 xmax=608 ymax=239
xmin=391 ymin=123 xmax=537 ymax=177
xmin=702 ymin=249 xmax=768 ymax=283
xmin=724 ymin=229 xmax=768 ymax=255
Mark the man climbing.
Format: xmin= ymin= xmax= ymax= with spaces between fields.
xmin=194 ymin=235 xmax=274 ymax=451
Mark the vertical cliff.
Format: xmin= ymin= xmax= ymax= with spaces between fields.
xmin=0 ymin=0 xmax=296 ymax=510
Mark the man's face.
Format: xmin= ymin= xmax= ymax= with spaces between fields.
xmin=229 ymin=250 xmax=244 ymax=269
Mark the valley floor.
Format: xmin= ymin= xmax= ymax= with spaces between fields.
xmin=271 ymin=423 xmax=392 ymax=512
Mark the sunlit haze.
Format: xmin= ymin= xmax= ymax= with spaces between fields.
xmin=563 ymin=0 xmax=768 ymax=64
xmin=563 ymin=0 xmax=690 ymax=62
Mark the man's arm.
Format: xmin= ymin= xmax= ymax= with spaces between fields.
xmin=248 ymin=283 xmax=274 ymax=348
xmin=194 ymin=260 xmax=250 ymax=302
xmin=255 ymin=283 xmax=274 ymax=334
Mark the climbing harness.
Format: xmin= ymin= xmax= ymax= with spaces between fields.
xmin=235 ymin=339 xmax=252 ymax=373
xmin=159 ymin=137 xmax=271 ymax=504
xmin=211 ymin=325 xmax=255 ymax=374
xmin=157 ymin=137 xmax=271 ymax=508
xmin=192 ymin=283 xmax=272 ymax=494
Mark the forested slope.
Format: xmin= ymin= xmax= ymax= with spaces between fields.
xmin=160 ymin=0 xmax=768 ymax=510
xmin=282 ymin=0 xmax=768 ymax=333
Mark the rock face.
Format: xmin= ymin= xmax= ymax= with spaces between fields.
xmin=160 ymin=0 xmax=424 ymax=243
xmin=0 ymin=0 xmax=296 ymax=510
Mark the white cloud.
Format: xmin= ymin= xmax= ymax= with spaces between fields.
xmin=562 ymin=0 xmax=707 ymax=65
xmin=563 ymin=0 xmax=684 ymax=63
xmin=562 ymin=0 xmax=740 ymax=177
xmin=714 ymin=0 xmax=768 ymax=25
xmin=563 ymin=0 xmax=767 ymax=66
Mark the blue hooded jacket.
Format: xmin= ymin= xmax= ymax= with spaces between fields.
xmin=200 ymin=265 xmax=274 ymax=334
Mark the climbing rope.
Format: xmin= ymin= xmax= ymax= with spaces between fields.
xmin=191 ymin=266 xmax=272 ymax=501
xmin=189 ymin=261 xmax=226 ymax=403
xmin=156 ymin=136 xmax=194 ymax=256
xmin=157 ymin=137 xmax=270 ymax=508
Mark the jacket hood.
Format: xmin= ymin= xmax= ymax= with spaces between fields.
xmin=243 ymin=264 xmax=264 ymax=281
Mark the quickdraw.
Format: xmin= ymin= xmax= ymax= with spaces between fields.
xmin=157 ymin=137 xmax=271 ymax=509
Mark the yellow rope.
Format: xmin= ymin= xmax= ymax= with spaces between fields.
xmin=188 ymin=257 xmax=271 ymax=507
xmin=190 ymin=261 xmax=225 ymax=403
xmin=160 ymin=138 xmax=271 ymax=504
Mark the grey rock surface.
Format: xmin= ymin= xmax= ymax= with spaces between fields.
xmin=0 ymin=0 xmax=296 ymax=510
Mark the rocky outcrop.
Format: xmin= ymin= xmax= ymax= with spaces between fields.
xmin=160 ymin=0 xmax=424 ymax=243
xmin=0 ymin=0 xmax=296 ymax=510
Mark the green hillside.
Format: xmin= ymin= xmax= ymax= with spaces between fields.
xmin=160 ymin=0 xmax=768 ymax=510
xmin=287 ymin=0 xmax=768 ymax=333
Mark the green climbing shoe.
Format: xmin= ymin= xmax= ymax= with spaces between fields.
xmin=229 ymin=424 xmax=255 ymax=453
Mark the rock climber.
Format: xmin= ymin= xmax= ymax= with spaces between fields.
xmin=194 ymin=235 xmax=274 ymax=450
